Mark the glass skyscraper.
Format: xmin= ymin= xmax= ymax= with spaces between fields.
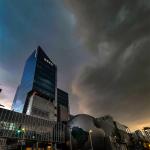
xmin=12 ymin=46 xmax=57 ymax=114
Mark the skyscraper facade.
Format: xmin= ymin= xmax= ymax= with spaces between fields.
xmin=12 ymin=46 xmax=57 ymax=120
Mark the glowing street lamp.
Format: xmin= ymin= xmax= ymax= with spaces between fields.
xmin=89 ymin=129 xmax=94 ymax=150
xmin=22 ymin=128 xmax=25 ymax=132
xmin=17 ymin=129 xmax=21 ymax=134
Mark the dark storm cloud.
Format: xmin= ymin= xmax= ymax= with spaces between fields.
xmin=0 ymin=0 xmax=79 ymax=73
xmin=66 ymin=0 xmax=150 ymax=126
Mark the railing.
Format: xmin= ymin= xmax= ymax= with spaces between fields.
xmin=0 ymin=108 xmax=65 ymax=143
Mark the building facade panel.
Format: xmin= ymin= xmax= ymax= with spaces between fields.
xmin=57 ymin=89 xmax=69 ymax=122
xmin=12 ymin=51 xmax=37 ymax=112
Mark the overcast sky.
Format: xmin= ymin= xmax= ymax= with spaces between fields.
xmin=0 ymin=0 xmax=150 ymax=130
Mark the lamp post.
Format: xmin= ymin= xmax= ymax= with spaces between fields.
xmin=89 ymin=130 xmax=94 ymax=150
xmin=69 ymin=127 xmax=73 ymax=150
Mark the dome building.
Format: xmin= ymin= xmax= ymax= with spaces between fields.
xmin=67 ymin=114 xmax=106 ymax=150
xmin=66 ymin=114 xmax=130 ymax=150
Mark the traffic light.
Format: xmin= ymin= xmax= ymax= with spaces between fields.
xmin=0 ymin=89 xmax=2 ymax=93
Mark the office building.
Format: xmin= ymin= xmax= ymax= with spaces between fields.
xmin=57 ymin=88 xmax=69 ymax=122
xmin=12 ymin=46 xmax=57 ymax=120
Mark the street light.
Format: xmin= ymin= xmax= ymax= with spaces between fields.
xmin=22 ymin=128 xmax=25 ymax=132
xmin=69 ymin=127 xmax=73 ymax=150
xmin=89 ymin=129 xmax=94 ymax=150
